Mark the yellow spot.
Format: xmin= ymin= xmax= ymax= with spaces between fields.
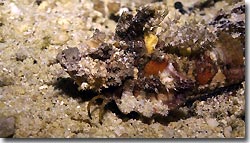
xmin=179 ymin=47 xmax=192 ymax=56
xmin=144 ymin=33 xmax=158 ymax=54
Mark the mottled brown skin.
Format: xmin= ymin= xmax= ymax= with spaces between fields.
xmin=57 ymin=4 xmax=245 ymax=122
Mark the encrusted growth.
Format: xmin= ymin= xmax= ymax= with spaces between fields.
xmin=57 ymin=3 xmax=245 ymax=122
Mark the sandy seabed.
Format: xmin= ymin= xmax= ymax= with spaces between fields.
xmin=0 ymin=0 xmax=245 ymax=138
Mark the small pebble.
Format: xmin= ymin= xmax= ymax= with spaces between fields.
xmin=0 ymin=116 xmax=15 ymax=137
xmin=224 ymin=126 xmax=232 ymax=138
xmin=206 ymin=118 xmax=219 ymax=128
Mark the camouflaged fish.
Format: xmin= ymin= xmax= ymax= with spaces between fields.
xmin=57 ymin=3 xmax=245 ymax=122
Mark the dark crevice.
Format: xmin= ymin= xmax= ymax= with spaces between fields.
xmin=183 ymin=83 xmax=243 ymax=108
xmin=53 ymin=77 xmax=97 ymax=102
xmin=109 ymin=13 xmax=120 ymax=23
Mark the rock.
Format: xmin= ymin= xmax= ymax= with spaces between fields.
xmin=224 ymin=126 xmax=232 ymax=138
xmin=0 ymin=116 xmax=15 ymax=137
xmin=206 ymin=118 xmax=219 ymax=128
